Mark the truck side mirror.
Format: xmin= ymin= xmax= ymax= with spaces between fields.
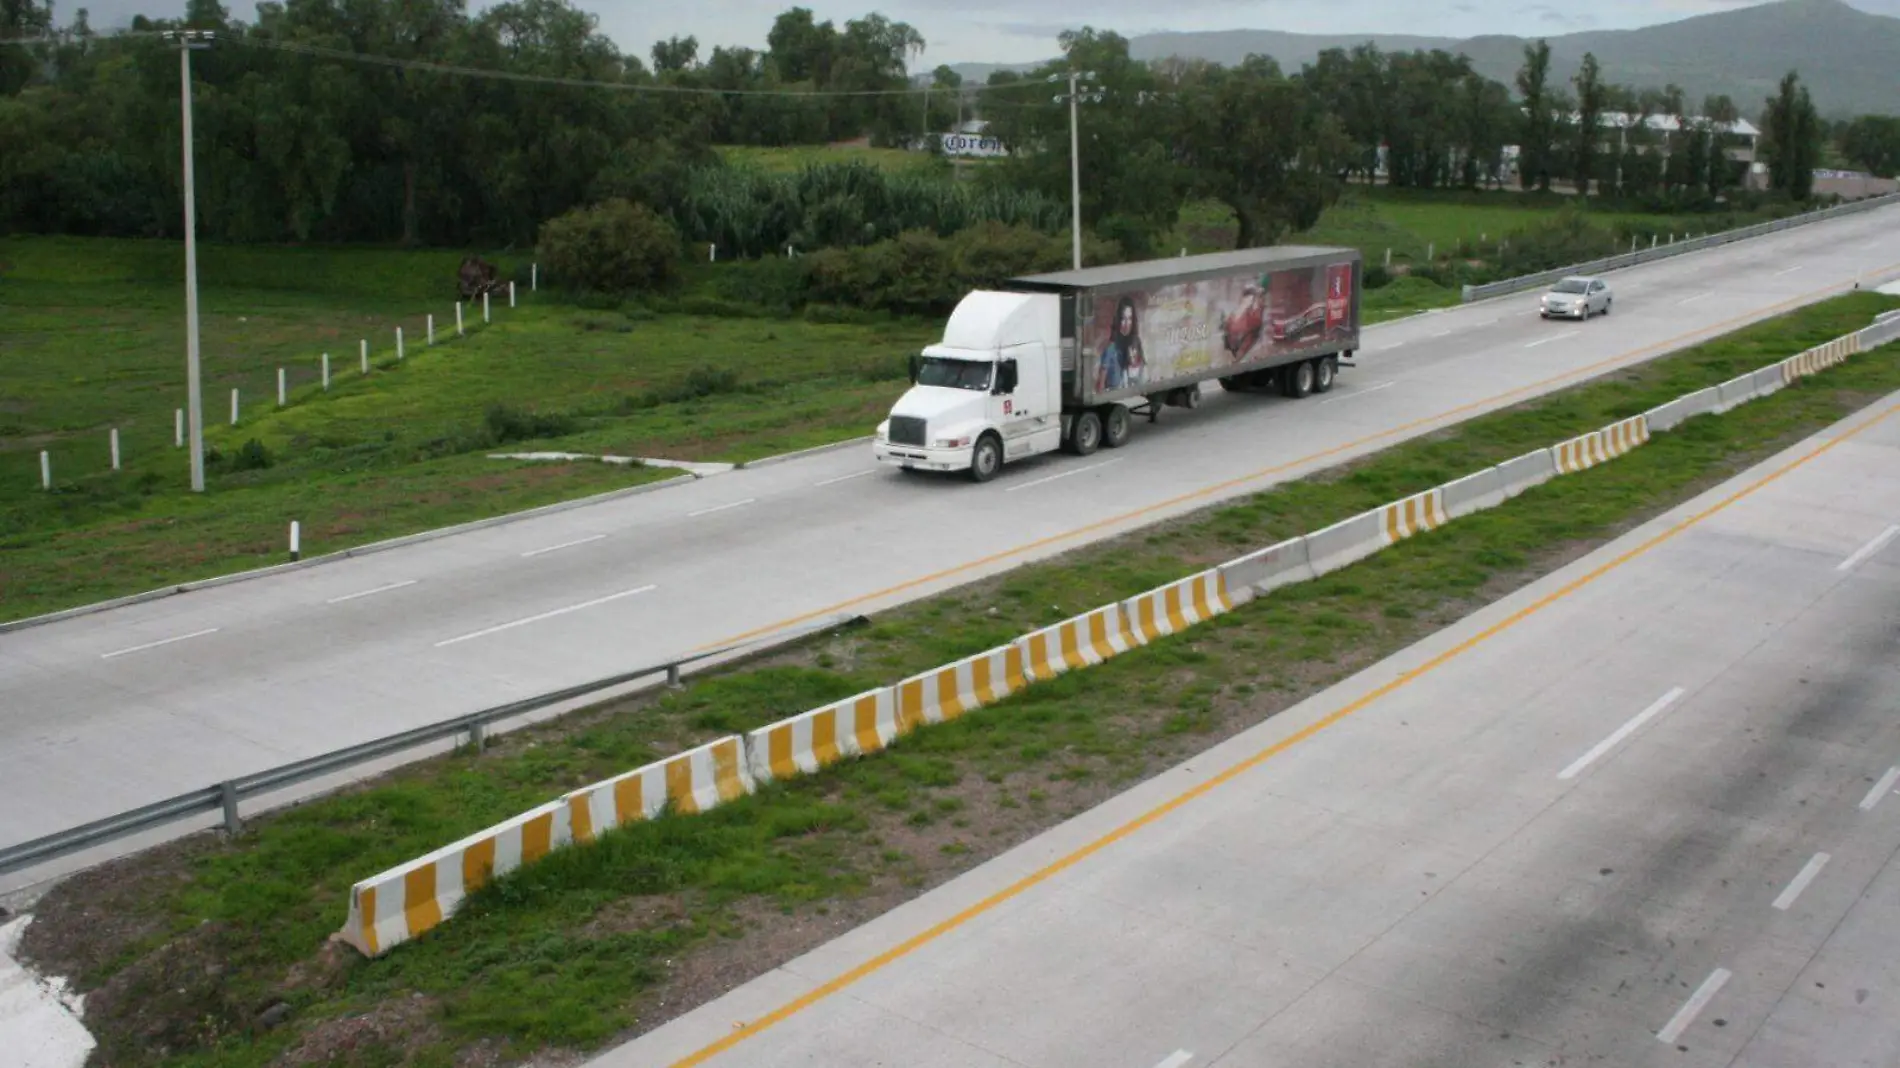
xmin=907 ymin=353 xmax=920 ymax=383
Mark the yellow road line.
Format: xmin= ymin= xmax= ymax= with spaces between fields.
xmin=669 ymin=397 xmax=1900 ymax=1067
xmin=695 ymin=265 xmax=1900 ymax=656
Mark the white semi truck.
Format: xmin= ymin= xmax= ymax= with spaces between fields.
xmin=873 ymin=245 xmax=1364 ymax=482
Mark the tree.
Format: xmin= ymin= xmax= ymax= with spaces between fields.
xmin=1839 ymin=115 xmax=1900 ymax=177
xmin=1175 ymin=55 xmax=1345 ymax=248
xmin=1760 ymin=71 xmax=1821 ymax=199
xmin=1515 ymin=39 xmax=1555 ymax=191
xmin=1570 ymin=52 xmax=1606 ymax=196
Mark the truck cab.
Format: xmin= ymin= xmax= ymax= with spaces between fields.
xmin=873 ymin=291 xmax=1064 ymax=481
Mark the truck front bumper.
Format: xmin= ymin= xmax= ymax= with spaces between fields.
xmin=873 ymin=440 xmax=972 ymax=473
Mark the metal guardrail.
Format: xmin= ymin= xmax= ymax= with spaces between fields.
xmin=0 ymin=612 xmax=865 ymax=877
xmin=1461 ymin=192 xmax=1900 ymax=304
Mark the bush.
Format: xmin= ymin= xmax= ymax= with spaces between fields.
xmin=802 ymin=222 xmax=1125 ymax=317
xmin=230 ymin=438 xmax=275 ymax=471
xmin=484 ymin=404 xmax=577 ymax=444
xmin=536 ymin=198 xmax=681 ymax=295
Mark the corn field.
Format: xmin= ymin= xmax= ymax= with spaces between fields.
xmin=672 ymin=161 xmax=1067 ymax=258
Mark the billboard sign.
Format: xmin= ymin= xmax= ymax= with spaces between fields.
xmin=1080 ymin=262 xmax=1351 ymax=396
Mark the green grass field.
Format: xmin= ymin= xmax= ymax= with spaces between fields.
xmin=22 ymin=291 xmax=1897 ymax=1068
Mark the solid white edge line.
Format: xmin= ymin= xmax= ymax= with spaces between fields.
xmin=1558 ymin=686 xmax=1688 ymax=780
xmin=1153 ymin=1052 xmax=1194 ymax=1068
xmin=520 ymin=533 xmax=606 ymax=558
xmin=816 ymin=470 xmax=876 ymax=487
xmin=1657 ymin=967 xmax=1732 ymax=1044
xmin=1526 ymin=330 xmax=1581 ymax=349
xmin=689 ymin=498 xmax=757 ymax=518
xmin=1860 ymin=767 xmax=1900 ymax=811
xmin=1772 ymin=852 xmax=1831 ymax=911
xmin=1838 ymin=524 xmax=1900 ymax=572
xmin=325 ymin=580 xmax=418 ymax=604
xmin=1003 ymin=458 xmax=1120 ymax=493
xmin=433 ymin=585 xmax=657 ymax=648
xmin=100 ymin=627 xmax=221 ymax=660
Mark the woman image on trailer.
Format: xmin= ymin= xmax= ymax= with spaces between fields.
xmin=1096 ymin=295 xmax=1146 ymax=391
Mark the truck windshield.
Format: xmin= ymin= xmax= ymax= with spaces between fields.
xmin=916 ymin=356 xmax=993 ymax=391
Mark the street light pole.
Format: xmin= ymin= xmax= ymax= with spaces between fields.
xmin=1050 ymin=70 xmax=1101 ymax=271
xmin=166 ymin=29 xmax=215 ymax=492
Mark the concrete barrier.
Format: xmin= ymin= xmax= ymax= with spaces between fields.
xmin=1645 ymin=387 xmax=1719 ymax=432
xmin=1304 ymin=510 xmax=1387 ymax=577
xmin=1864 ymin=314 xmax=1900 ymax=350
xmin=1781 ymin=335 xmax=1859 ymax=384
xmin=1018 ymin=603 xmax=1143 ymax=682
xmin=1380 ymin=487 xmax=1450 ymax=544
xmin=895 ymin=643 xmax=1028 ymax=731
xmin=1220 ymin=536 xmax=1315 ymax=596
xmin=747 ymin=688 xmax=897 ymax=785
xmin=1494 ymin=448 xmax=1558 ymax=499
xmin=1122 ymin=569 xmax=1238 ymax=645
xmin=1714 ymin=372 xmax=1759 ymax=413
xmin=1554 ymin=415 xmax=1650 ymax=475
xmin=339 ymin=797 xmax=573 ymax=957
xmin=1440 ymin=468 xmax=1504 ymax=519
xmin=1750 ymin=366 xmax=1786 ymax=399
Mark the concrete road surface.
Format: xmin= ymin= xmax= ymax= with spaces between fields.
xmin=589 ymin=391 xmax=1900 ymax=1068
xmin=2 ymin=206 xmax=1899 ymax=894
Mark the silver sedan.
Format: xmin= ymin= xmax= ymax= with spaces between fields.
xmin=1539 ymin=275 xmax=1613 ymax=320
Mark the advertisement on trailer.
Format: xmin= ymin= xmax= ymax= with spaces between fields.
xmin=1082 ymin=263 xmax=1342 ymax=394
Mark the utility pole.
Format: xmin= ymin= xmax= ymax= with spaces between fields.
xmin=1050 ymin=69 xmax=1101 ymax=271
xmin=165 ymin=28 xmax=215 ymax=492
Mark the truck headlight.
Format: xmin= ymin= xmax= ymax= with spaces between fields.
xmin=876 ymin=420 xmax=890 ymax=439
xmin=934 ymin=436 xmax=971 ymax=448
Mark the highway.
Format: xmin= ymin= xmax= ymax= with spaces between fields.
xmin=589 ymin=386 xmax=1900 ymax=1068
xmin=1 ymin=204 xmax=1897 ymax=893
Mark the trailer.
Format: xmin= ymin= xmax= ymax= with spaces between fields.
xmin=872 ymin=245 xmax=1364 ymax=481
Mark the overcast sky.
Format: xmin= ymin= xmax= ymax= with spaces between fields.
xmin=76 ymin=0 xmax=1900 ymax=66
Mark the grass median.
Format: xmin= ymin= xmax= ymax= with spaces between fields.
xmin=15 ymin=291 xmax=1900 ymax=1067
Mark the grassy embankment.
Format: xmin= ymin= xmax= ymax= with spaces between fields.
xmin=19 ymin=290 xmax=1899 ymax=1068
xmin=0 ymin=167 xmax=1784 ymax=621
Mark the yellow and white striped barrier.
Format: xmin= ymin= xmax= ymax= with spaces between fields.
xmin=1781 ymin=335 xmax=1859 ymax=383
xmin=1017 ymin=603 xmax=1143 ymax=682
xmin=1380 ymin=487 xmax=1450 ymax=544
xmin=1553 ymin=415 xmax=1650 ymax=474
xmin=896 ymin=643 xmax=1028 ymax=732
xmin=338 ymin=735 xmax=752 ymax=957
xmin=566 ymin=736 xmax=753 ymax=844
xmin=746 ymin=688 xmax=898 ymax=785
xmin=1123 ymin=569 xmax=1238 ymax=644
xmin=339 ymin=797 xmax=573 ymax=957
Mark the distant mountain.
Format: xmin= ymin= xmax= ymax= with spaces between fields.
xmin=946 ymin=0 xmax=1900 ymax=117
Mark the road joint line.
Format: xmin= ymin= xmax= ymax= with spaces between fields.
xmin=433 ymin=585 xmax=656 ymax=648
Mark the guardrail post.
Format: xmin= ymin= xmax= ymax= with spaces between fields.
xmin=666 ymin=663 xmax=683 ymax=689
xmin=220 ymin=780 xmax=241 ymax=835
xmin=468 ymin=720 xmax=485 ymax=752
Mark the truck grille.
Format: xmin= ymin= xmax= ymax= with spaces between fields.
xmin=889 ymin=415 xmax=926 ymax=446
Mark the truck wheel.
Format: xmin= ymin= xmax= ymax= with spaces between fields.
xmin=1282 ymin=360 xmax=1315 ymax=399
xmin=1068 ymin=410 xmax=1102 ymax=456
xmin=1101 ymin=404 xmax=1132 ymax=448
xmin=969 ymin=433 xmax=1002 ymax=483
xmin=1219 ymin=375 xmax=1246 ymax=393
xmin=1182 ymin=384 xmax=1202 ymax=409
xmin=1312 ymin=355 xmax=1337 ymax=394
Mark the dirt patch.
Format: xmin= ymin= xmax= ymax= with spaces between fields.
xmin=268 ymin=993 xmax=445 ymax=1068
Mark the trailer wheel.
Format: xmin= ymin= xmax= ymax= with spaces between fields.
xmin=1101 ymin=404 xmax=1132 ymax=448
xmin=969 ymin=433 xmax=1003 ymax=483
xmin=1219 ymin=375 xmax=1247 ymax=393
xmin=1312 ymin=355 xmax=1338 ymax=394
xmin=1282 ymin=360 xmax=1315 ymax=399
xmin=1068 ymin=410 xmax=1102 ymax=456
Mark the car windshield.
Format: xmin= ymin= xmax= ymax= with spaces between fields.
xmin=1550 ymin=279 xmax=1589 ymax=294
xmin=917 ymin=355 xmax=993 ymax=391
